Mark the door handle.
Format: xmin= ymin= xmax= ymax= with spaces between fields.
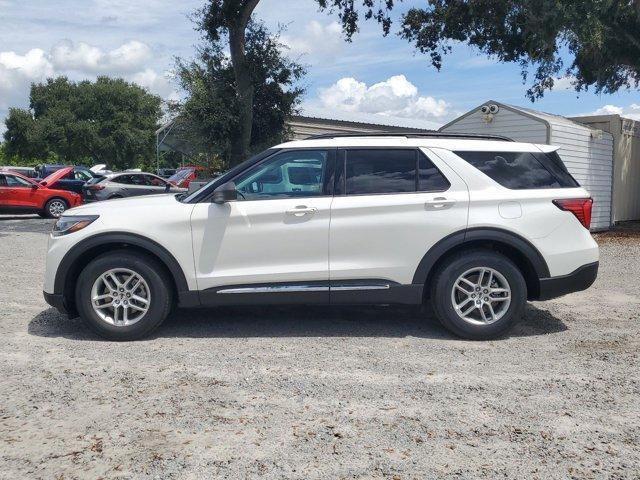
xmin=425 ymin=197 xmax=456 ymax=210
xmin=286 ymin=206 xmax=318 ymax=216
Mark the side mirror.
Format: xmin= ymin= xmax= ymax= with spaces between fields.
xmin=212 ymin=181 xmax=238 ymax=204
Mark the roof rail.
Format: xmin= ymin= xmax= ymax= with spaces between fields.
xmin=305 ymin=131 xmax=514 ymax=142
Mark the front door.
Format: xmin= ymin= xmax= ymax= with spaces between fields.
xmin=0 ymin=173 xmax=41 ymax=210
xmin=190 ymin=149 xmax=335 ymax=304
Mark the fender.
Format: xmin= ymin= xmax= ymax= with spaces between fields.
xmin=412 ymin=227 xmax=550 ymax=284
xmin=54 ymin=232 xmax=195 ymax=305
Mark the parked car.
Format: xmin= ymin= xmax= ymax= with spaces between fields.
xmin=167 ymin=166 xmax=205 ymax=189
xmin=82 ymin=172 xmax=186 ymax=202
xmin=44 ymin=133 xmax=599 ymax=341
xmin=36 ymin=164 xmax=95 ymax=194
xmin=1 ymin=166 xmax=38 ymax=178
xmin=157 ymin=168 xmax=177 ymax=178
xmin=0 ymin=167 xmax=82 ymax=218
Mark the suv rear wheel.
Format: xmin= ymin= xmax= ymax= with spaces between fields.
xmin=430 ymin=250 xmax=526 ymax=340
xmin=75 ymin=251 xmax=172 ymax=341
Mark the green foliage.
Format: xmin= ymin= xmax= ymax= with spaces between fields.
xmin=400 ymin=0 xmax=640 ymax=99
xmin=314 ymin=0 xmax=640 ymax=100
xmin=3 ymin=76 xmax=162 ymax=170
xmin=175 ymin=19 xmax=305 ymax=168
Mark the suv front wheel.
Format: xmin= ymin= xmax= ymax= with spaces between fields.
xmin=75 ymin=251 xmax=172 ymax=341
xmin=430 ymin=250 xmax=526 ymax=340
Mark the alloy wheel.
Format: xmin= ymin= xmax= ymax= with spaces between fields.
xmin=451 ymin=267 xmax=511 ymax=325
xmin=49 ymin=200 xmax=66 ymax=217
xmin=91 ymin=268 xmax=151 ymax=326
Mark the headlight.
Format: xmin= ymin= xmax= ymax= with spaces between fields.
xmin=52 ymin=215 xmax=99 ymax=237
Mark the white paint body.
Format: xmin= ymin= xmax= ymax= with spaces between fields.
xmin=44 ymin=137 xmax=599 ymax=295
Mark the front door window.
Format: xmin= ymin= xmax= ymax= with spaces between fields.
xmin=234 ymin=150 xmax=329 ymax=201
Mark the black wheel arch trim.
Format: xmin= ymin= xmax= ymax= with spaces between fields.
xmin=54 ymin=232 xmax=191 ymax=301
xmin=411 ymin=227 xmax=550 ymax=285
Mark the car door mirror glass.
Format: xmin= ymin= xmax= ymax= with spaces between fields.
xmin=212 ymin=181 xmax=238 ymax=204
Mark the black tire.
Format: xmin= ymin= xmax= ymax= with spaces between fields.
xmin=43 ymin=197 xmax=69 ymax=218
xmin=37 ymin=212 xmax=48 ymax=218
xmin=75 ymin=250 xmax=172 ymax=341
xmin=430 ymin=250 xmax=527 ymax=340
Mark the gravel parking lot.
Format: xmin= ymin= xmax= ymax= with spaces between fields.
xmin=1 ymin=215 xmax=639 ymax=479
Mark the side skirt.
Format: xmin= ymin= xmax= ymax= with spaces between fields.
xmin=198 ymin=280 xmax=424 ymax=307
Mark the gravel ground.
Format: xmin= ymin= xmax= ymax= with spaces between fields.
xmin=0 ymin=215 xmax=639 ymax=479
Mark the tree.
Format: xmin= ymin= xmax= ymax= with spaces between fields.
xmin=177 ymin=16 xmax=305 ymax=166
xmin=313 ymin=0 xmax=640 ymax=100
xmin=398 ymin=0 xmax=640 ymax=100
xmin=3 ymin=76 xmax=162 ymax=170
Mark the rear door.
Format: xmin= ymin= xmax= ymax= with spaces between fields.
xmin=329 ymin=148 xmax=469 ymax=290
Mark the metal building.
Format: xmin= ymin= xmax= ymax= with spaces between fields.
xmin=570 ymin=115 xmax=640 ymax=223
xmin=440 ymin=101 xmax=615 ymax=231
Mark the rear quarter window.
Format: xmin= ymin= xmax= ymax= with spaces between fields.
xmin=454 ymin=151 xmax=578 ymax=189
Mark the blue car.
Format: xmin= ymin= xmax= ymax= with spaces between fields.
xmin=36 ymin=164 xmax=96 ymax=194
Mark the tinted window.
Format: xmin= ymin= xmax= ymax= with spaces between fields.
xmin=144 ymin=174 xmax=165 ymax=186
xmin=537 ymin=151 xmax=579 ymax=187
xmin=111 ymin=175 xmax=133 ymax=185
xmin=345 ymin=149 xmax=416 ymax=195
xmin=234 ymin=150 xmax=328 ymax=200
xmin=419 ymin=154 xmax=450 ymax=192
xmin=4 ymin=174 xmax=32 ymax=187
xmin=454 ymin=151 xmax=575 ymax=189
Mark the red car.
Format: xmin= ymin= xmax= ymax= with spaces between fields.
xmin=167 ymin=166 xmax=205 ymax=189
xmin=0 ymin=167 xmax=82 ymax=218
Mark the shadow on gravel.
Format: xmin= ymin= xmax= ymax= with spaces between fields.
xmin=28 ymin=304 xmax=566 ymax=341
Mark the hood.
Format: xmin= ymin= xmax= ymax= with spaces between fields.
xmin=41 ymin=166 xmax=73 ymax=188
xmin=68 ymin=192 xmax=185 ymax=215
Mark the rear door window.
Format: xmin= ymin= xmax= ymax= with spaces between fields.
xmin=111 ymin=175 xmax=133 ymax=185
xmin=342 ymin=149 xmax=449 ymax=195
xmin=453 ymin=151 xmax=578 ymax=189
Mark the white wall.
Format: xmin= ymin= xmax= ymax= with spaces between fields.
xmin=441 ymin=108 xmax=548 ymax=144
xmin=549 ymin=122 xmax=613 ymax=231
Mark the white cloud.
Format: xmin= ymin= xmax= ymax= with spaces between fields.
xmin=51 ymin=40 xmax=152 ymax=74
xmin=591 ymin=104 xmax=640 ymax=120
xmin=0 ymin=40 xmax=177 ymax=135
xmin=281 ymin=21 xmax=343 ymax=60
xmin=0 ymin=49 xmax=55 ymax=110
xmin=551 ymin=76 xmax=576 ymax=91
xmin=319 ymin=75 xmax=451 ymax=121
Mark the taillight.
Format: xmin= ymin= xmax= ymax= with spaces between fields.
xmin=88 ymin=184 xmax=105 ymax=191
xmin=553 ymin=198 xmax=593 ymax=230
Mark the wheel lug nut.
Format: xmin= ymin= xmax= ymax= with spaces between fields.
xmin=471 ymin=294 xmax=475 ymax=298
xmin=484 ymin=297 xmax=489 ymax=301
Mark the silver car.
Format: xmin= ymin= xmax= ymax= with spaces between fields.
xmin=82 ymin=172 xmax=186 ymax=202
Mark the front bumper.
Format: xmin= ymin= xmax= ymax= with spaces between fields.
xmin=536 ymin=261 xmax=599 ymax=301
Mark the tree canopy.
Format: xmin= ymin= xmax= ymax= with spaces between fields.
xmin=316 ymin=0 xmax=640 ymax=100
xmin=3 ymin=76 xmax=162 ymax=170
xmin=175 ymin=17 xmax=305 ymax=167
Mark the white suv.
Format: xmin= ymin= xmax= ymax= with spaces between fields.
xmin=43 ymin=133 xmax=599 ymax=341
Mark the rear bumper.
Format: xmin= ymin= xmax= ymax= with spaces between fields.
xmin=43 ymin=291 xmax=69 ymax=314
xmin=536 ymin=261 xmax=599 ymax=301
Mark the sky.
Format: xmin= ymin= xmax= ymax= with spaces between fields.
xmin=0 ymin=0 xmax=639 ymax=135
